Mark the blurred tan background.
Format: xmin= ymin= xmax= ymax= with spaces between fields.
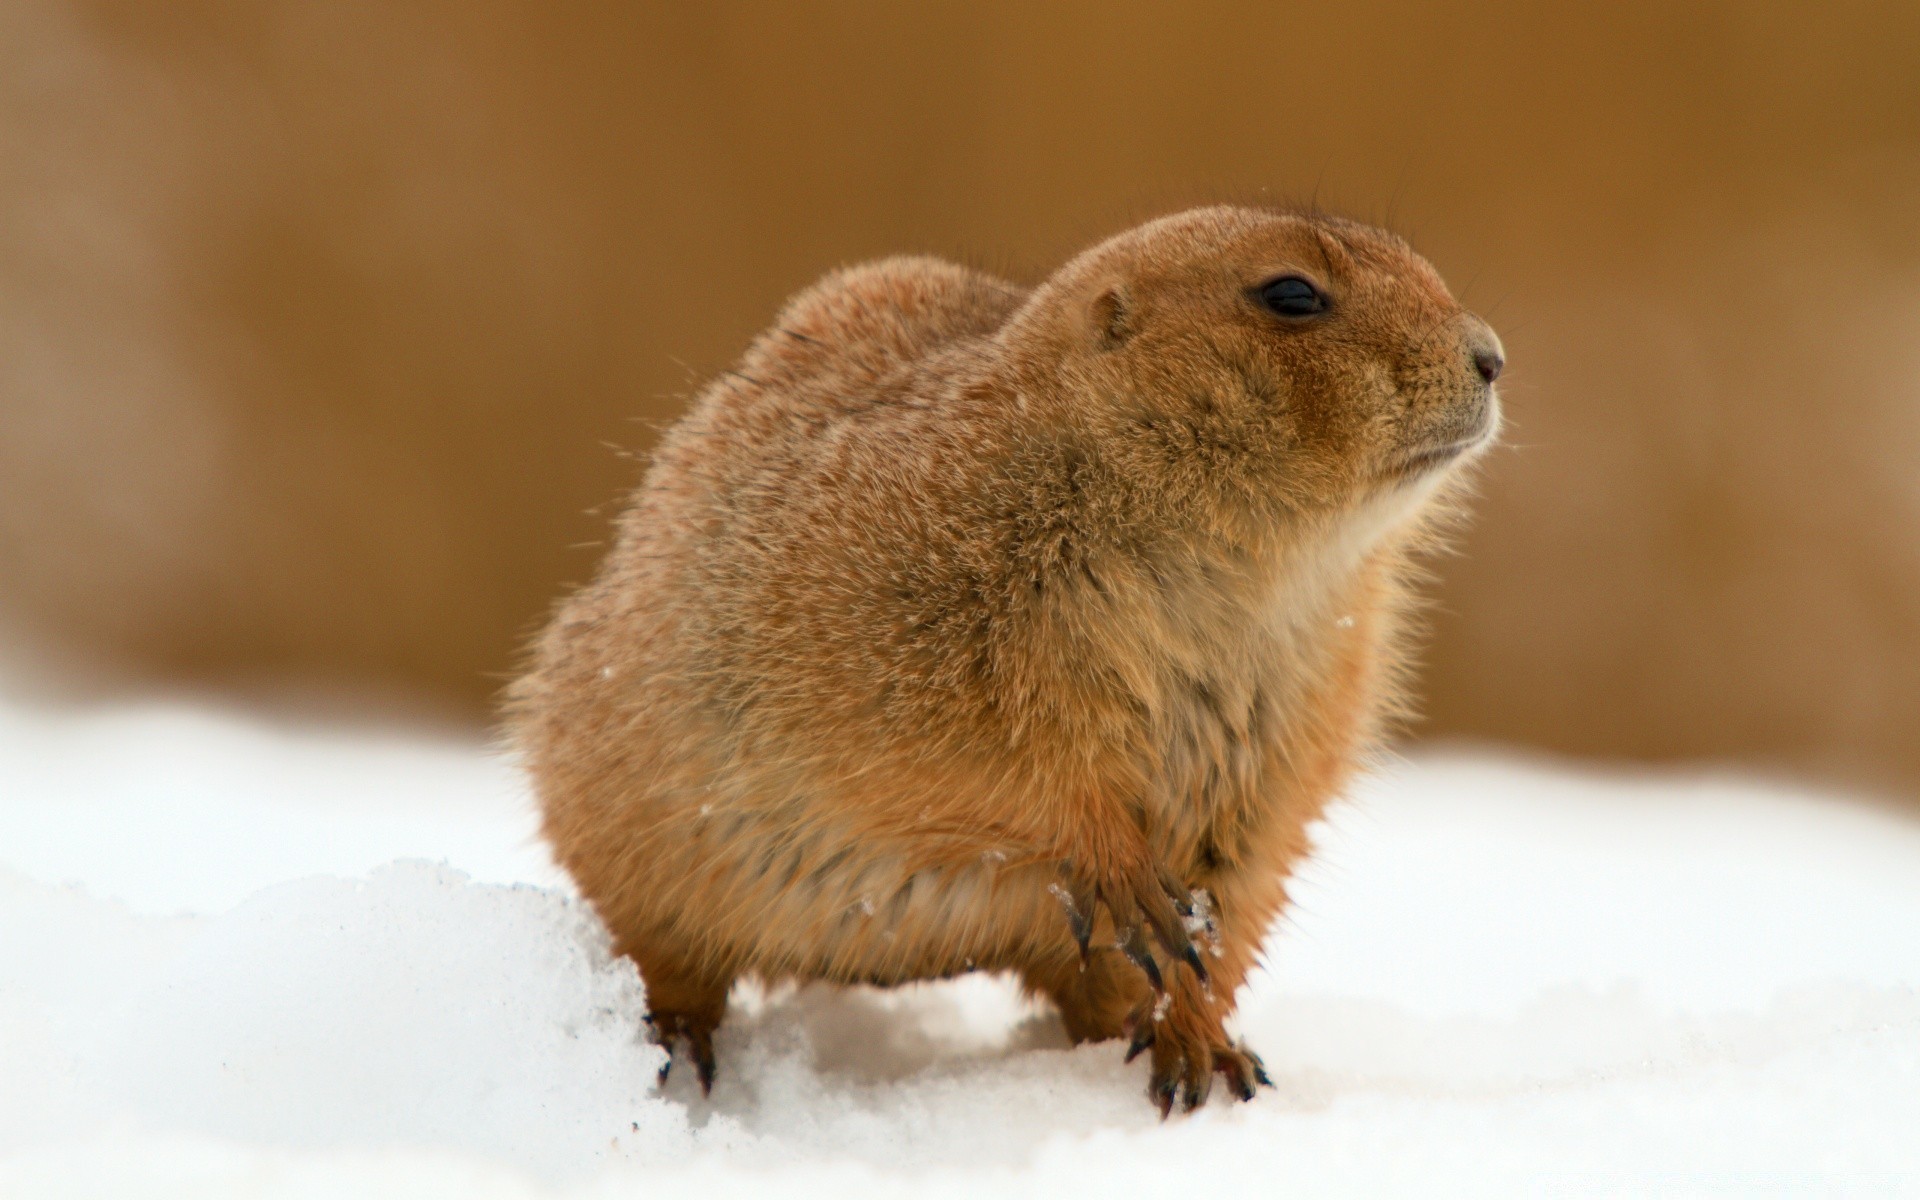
xmin=2 ymin=2 xmax=1916 ymax=795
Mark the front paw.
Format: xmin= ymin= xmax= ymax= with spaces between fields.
xmin=1050 ymin=855 xmax=1210 ymax=993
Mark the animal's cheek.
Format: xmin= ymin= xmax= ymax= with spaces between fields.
xmin=1299 ymin=369 xmax=1398 ymax=448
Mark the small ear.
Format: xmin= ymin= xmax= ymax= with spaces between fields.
xmin=1090 ymin=285 xmax=1133 ymax=350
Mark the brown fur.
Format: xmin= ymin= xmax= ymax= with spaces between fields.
xmin=506 ymin=206 xmax=1502 ymax=1111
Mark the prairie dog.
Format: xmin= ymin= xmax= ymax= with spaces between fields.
xmin=508 ymin=206 xmax=1503 ymax=1113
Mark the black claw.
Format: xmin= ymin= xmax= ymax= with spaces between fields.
xmin=1244 ymin=1052 xmax=1274 ymax=1090
xmin=1180 ymin=943 xmax=1209 ymax=985
xmin=1124 ymin=1025 xmax=1155 ymax=1064
xmin=1220 ymin=1053 xmax=1258 ymax=1102
xmin=1144 ymin=913 xmax=1199 ymax=982
xmin=656 ymin=1058 xmax=672 ymax=1087
xmin=1137 ymin=955 xmax=1163 ymax=993
xmin=1054 ymin=869 xmax=1097 ymax=961
xmin=1067 ymin=908 xmax=1093 ymax=960
xmin=689 ymin=1030 xmax=717 ymax=1096
xmin=1118 ymin=926 xmax=1163 ymax=992
xmin=1151 ymin=1075 xmax=1178 ymax=1120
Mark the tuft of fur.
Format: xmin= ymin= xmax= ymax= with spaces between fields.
xmin=505 ymin=206 xmax=1502 ymax=1112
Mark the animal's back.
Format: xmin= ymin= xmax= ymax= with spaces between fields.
xmin=508 ymin=255 xmax=1033 ymax=1008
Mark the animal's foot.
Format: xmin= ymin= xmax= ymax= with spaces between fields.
xmin=1123 ymin=999 xmax=1273 ymax=1116
xmin=646 ymin=1010 xmax=718 ymax=1095
xmin=1052 ymin=856 xmax=1210 ymax=993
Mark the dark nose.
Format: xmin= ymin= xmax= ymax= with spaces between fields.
xmin=1461 ymin=315 xmax=1505 ymax=385
xmin=1473 ymin=347 xmax=1504 ymax=384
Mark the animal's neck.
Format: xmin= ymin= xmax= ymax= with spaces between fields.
xmin=1263 ymin=491 xmax=1422 ymax=635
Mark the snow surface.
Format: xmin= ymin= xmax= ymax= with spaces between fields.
xmin=2 ymin=694 xmax=1918 ymax=1197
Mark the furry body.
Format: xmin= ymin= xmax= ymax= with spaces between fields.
xmin=508 ymin=207 xmax=1502 ymax=1110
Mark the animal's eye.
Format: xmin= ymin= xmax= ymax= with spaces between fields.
xmin=1256 ymin=275 xmax=1328 ymax=318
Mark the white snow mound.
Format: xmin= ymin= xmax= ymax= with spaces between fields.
xmin=91 ymin=863 xmax=679 ymax=1180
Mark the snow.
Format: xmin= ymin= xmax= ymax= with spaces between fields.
xmin=2 ymin=694 xmax=1918 ymax=1196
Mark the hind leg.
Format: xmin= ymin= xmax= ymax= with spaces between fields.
xmin=632 ymin=951 xmax=733 ymax=1095
xmin=1024 ymin=946 xmax=1150 ymax=1044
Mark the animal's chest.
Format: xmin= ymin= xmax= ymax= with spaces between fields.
xmin=1145 ymin=658 xmax=1275 ymax=865
xmin=1133 ymin=600 xmax=1365 ymax=876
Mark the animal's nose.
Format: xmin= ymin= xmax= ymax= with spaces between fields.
xmin=1463 ymin=316 xmax=1505 ymax=385
xmin=1473 ymin=347 xmax=1504 ymax=384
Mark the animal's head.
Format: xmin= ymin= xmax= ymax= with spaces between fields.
xmin=1004 ymin=206 xmax=1502 ymax=536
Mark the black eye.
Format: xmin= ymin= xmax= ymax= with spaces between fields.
xmin=1256 ymin=275 xmax=1328 ymax=318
